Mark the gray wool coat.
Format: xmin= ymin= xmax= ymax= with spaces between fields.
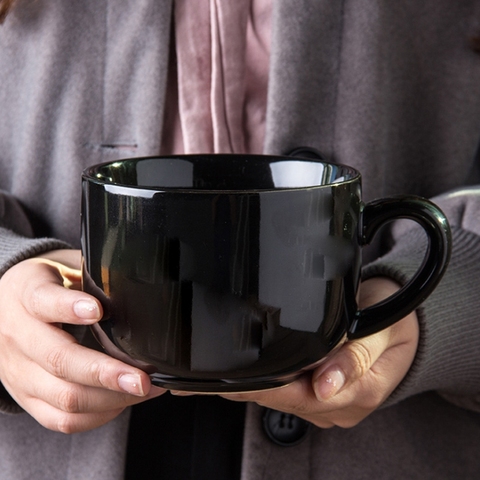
xmin=1 ymin=1 xmax=480 ymax=479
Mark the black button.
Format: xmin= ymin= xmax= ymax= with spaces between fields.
xmin=262 ymin=408 xmax=311 ymax=447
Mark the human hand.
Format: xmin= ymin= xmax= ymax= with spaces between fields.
xmin=0 ymin=249 xmax=164 ymax=433
xmin=219 ymin=277 xmax=419 ymax=428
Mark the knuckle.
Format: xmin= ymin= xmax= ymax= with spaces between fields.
xmin=87 ymin=359 xmax=109 ymax=388
xmin=24 ymin=272 xmax=65 ymax=321
xmin=26 ymin=282 xmax=45 ymax=317
xmin=346 ymin=342 xmax=373 ymax=379
xmin=55 ymin=413 xmax=79 ymax=435
xmin=45 ymin=346 xmax=69 ymax=378
xmin=0 ymin=328 xmax=16 ymax=349
xmin=84 ymin=358 xmax=116 ymax=390
xmin=57 ymin=385 xmax=81 ymax=413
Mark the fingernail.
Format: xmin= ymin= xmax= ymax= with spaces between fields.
xmin=314 ymin=367 xmax=345 ymax=400
xmin=118 ymin=373 xmax=145 ymax=396
xmin=73 ymin=299 xmax=100 ymax=320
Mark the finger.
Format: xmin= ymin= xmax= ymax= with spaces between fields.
xmin=2 ymin=283 xmax=153 ymax=399
xmin=26 ymin=397 xmax=126 ymax=434
xmin=311 ymin=309 xmax=420 ymax=403
xmin=16 ymin=359 xmax=164 ymax=414
xmin=10 ymin=314 xmax=154 ymax=398
xmin=36 ymin=334 xmax=153 ymax=396
xmin=220 ymin=377 xmax=338 ymax=428
xmin=19 ymin=260 xmax=102 ymax=324
xmin=311 ymin=331 xmax=392 ymax=401
xmin=221 ymin=375 xmax=316 ymax=412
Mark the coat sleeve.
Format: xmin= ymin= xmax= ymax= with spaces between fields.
xmin=0 ymin=190 xmax=71 ymax=277
xmin=363 ymin=186 xmax=480 ymax=411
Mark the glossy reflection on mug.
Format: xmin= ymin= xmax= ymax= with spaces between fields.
xmin=81 ymin=155 xmax=450 ymax=392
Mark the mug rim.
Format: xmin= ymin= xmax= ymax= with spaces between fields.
xmin=82 ymin=154 xmax=361 ymax=194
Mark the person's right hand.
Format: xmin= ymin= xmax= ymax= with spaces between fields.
xmin=0 ymin=249 xmax=165 ymax=434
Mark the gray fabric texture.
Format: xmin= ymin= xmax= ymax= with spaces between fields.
xmin=1 ymin=0 xmax=480 ymax=478
xmin=242 ymin=394 xmax=480 ymax=480
xmin=0 ymin=406 xmax=130 ymax=480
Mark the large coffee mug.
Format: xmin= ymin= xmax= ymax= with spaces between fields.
xmin=81 ymin=154 xmax=451 ymax=392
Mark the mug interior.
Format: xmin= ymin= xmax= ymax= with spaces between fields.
xmin=85 ymin=155 xmax=359 ymax=191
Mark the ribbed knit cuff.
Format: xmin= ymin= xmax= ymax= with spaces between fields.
xmin=0 ymin=227 xmax=71 ymax=276
xmin=363 ymin=226 xmax=480 ymax=410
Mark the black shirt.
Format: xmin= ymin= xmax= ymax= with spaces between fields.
xmin=126 ymin=393 xmax=246 ymax=480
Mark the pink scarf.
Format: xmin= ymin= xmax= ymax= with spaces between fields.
xmin=161 ymin=0 xmax=272 ymax=155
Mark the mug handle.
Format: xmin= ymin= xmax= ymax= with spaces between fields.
xmin=348 ymin=195 xmax=451 ymax=339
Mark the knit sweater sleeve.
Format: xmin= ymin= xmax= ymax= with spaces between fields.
xmin=0 ymin=190 xmax=71 ymax=275
xmin=363 ymin=187 xmax=480 ymax=411
xmin=0 ymin=190 xmax=71 ymax=413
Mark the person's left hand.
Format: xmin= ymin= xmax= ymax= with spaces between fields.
xmin=218 ymin=277 xmax=419 ymax=428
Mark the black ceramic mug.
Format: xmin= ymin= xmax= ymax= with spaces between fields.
xmin=81 ymin=154 xmax=451 ymax=392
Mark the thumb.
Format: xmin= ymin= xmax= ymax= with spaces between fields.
xmin=311 ymin=331 xmax=391 ymax=401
